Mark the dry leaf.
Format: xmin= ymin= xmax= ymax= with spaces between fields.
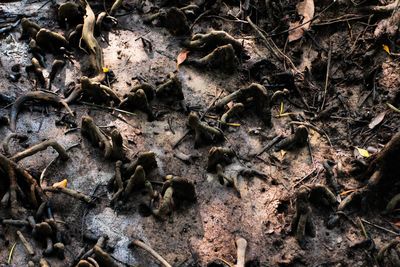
xmin=52 ymin=179 xmax=68 ymax=188
xmin=176 ymin=50 xmax=189 ymax=69
xmin=368 ymin=111 xmax=386 ymax=129
xmin=288 ymin=0 xmax=315 ymax=42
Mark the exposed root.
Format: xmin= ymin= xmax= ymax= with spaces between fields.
xmin=187 ymin=112 xmax=224 ymax=148
xmin=58 ymin=2 xmax=84 ymax=28
xmin=130 ymin=83 xmax=155 ymax=101
xmin=184 ymin=44 xmax=239 ymax=74
xmin=80 ymin=76 xmax=121 ymax=106
xmin=274 ymin=126 xmax=308 ymax=151
xmin=123 ymin=151 xmax=158 ymax=177
xmin=10 ymin=139 xmax=69 ymax=162
xmin=110 ymin=129 xmax=125 ymax=160
xmin=236 ymin=237 xmax=247 ymax=267
xmin=43 ymin=186 xmax=92 ymax=204
xmin=21 ymin=18 xmax=41 ymax=39
xmin=124 ymin=165 xmax=147 ymax=198
xmin=339 ymin=131 xmax=400 ymax=211
xmin=93 ymin=245 xmax=117 ymax=267
xmin=291 ymin=186 xmax=316 ymax=245
xmin=220 ymin=103 xmax=244 ymax=127
xmin=1 ymin=133 xmax=28 ymax=156
xmin=143 ymin=7 xmax=190 ymax=36
xmin=215 ymin=83 xmax=271 ymax=126
xmin=36 ymin=29 xmax=70 ymax=54
xmin=119 ymin=89 xmax=154 ymax=121
xmin=81 ymin=115 xmax=112 ymax=159
xmin=49 ymin=59 xmax=65 ymax=84
xmin=110 ymin=0 xmax=123 ymax=15
xmin=10 ymin=91 xmax=73 ymax=132
xmin=79 ymin=0 xmax=104 ymax=81
xmin=26 ymin=57 xmax=46 ymax=87
xmin=184 ymin=30 xmax=246 ymax=57
xmin=129 ymin=239 xmax=172 ymax=267
xmin=156 ymin=73 xmax=184 ymax=101
xmin=110 ymin=161 xmax=123 ymax=204
xmin=207 ymin=146 xmax=234 ymax=172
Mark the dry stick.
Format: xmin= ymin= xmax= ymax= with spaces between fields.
xmin=110 ymin=161 xmax=123 ymax=204
xmin=246 ymin=16 xmax=301 ymax=75
xmin=17 ymin=231 xmax=35 ymax=256
xmin=43 ymin=187 xmax=92 ymax=204
xmin=255 ymin=134 xmax=283 ymax=157
xmin=360 ymin=218 xmax=400 ymax=236
xmin=130 ymin=239 xmax=172 ymax=267
xmin=173 ymin=90 xmax=223 ymax=149
xmin=10 ymin=140 xmax=69 ymax=162
xmin=320 ymin=41 xmax=332 ymax=111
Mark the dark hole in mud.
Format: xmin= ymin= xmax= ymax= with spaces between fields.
xmin=276 ymin=200 xmax=289 ymax=214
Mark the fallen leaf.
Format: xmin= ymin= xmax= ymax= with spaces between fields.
xmin=383 ymin=44 xmax=390 ymax=54
xmin=355 ymin=147 xmax=370 ymax=158
xmin=176 ymin=50 xmax=189 ymax=69
xmin=52 ymin=179 xmax=68 ymax=188
xmin=102 ymin=67 xmax=109 ymax=73
xmin=288 ymin=0 xmax=315 ymax=42
xmin=368 ymin=111 xmax=386 ymax=129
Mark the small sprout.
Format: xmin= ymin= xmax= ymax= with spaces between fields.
xmin=49 ymin=59 xmax=65 ymax=84
xmin=124 ymin=165 xmax=146 ymax=197
xmin=291 ymin=186 xmax=315 ymax=245
xmin=81 ymin=115 xmax=112 ymax=159
xmin=143 ymin=7 xmax=190 ymax=36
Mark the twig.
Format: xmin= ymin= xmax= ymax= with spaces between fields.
xmin=10 ymin=140 xmax=69 ymax=162
xmin=387 ymin=103 xmax=400 ymax=113
xmin=293 ymin=167 xmax=319 ymax=188
xmin=361 ymin=218 xmax=400 ymax=236
xmin=43 ymin=187 xmax=92 ymax=204
xmin=17 ymin=231 xmax=35 ymax=256
xmin=130 ymin=239 xmax=172 ymax=267
xmin=172 ymin=90 xmax=223 ymax=149
xmin=320 ymin=40 xmax=332 ymax=111
xmin=255 ymin=134 xmax=283 ymax=156
xmin=79 ymin=101 xmax=137 ymax=116
xmin=358 ymin=217 xmax=369 ymax=238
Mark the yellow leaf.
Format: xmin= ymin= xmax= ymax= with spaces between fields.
xmin=356 ymin=147 xmax=370 ymax=158
xmin=102 ymin=67 xmax=109 ymax=73
xmin=340 ymin=189 xmax=356 ymax=196
xmin=52 ymin=179 xmax=68 ymax=188
xmin=383 ymin=44 xmax=390 ymax=54
xmin=226 ymin=123 xmax=241 ymax=127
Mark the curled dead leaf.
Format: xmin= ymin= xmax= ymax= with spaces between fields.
xmin=176 ymin=49 xmax=189 ymax=69
xmin=288 ymin=0 xmax=315 ymax=42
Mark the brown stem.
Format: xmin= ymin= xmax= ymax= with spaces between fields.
xmin=43 ymin=186 xmax=92 ymax=204
xmin=129 ymin=239 xmax=172 ymax=267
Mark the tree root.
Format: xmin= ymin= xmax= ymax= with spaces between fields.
xmin=26 ymin=57 xmax=46 ymax=87
xmin=187 ymin=112 xmax=224 ymax=148
xmin=110 ymin=161 xmax=123 ymax=204
xmin=207 ymin=146 xmax=234 ymax=172
xmin=10 ymin=139 xmax=69 ymax=162
xmin=21 ymin=18 xmax=41 ymax=39
xmin=10 ymin=91 xmax=73 ymax=132
xmin=49 ymin=59 xmax=65 ymax=84
xmin=220 ymin=103 xmax=244 ymax=127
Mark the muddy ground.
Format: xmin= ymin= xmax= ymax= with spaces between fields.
xmin=0 ymin=0 xmax=400 ymax=266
